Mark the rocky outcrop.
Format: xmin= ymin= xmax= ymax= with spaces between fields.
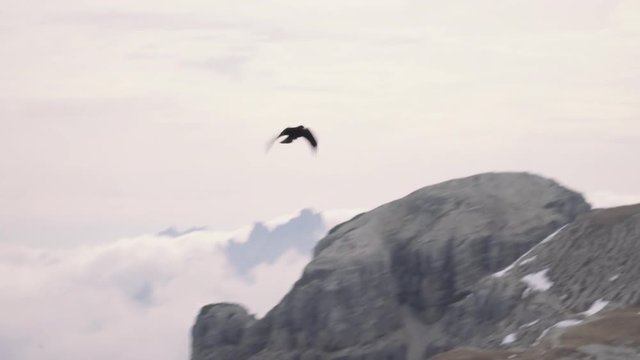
xmin=191 ymin=172 xmax=595 ymax=360
xmin=191 ymin=303 xmax=257 ymax=360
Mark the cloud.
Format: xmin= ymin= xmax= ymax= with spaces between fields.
xmin=586 ymin=191 xmax=640 ymax=208
xmin=192 ymin=54 xmax=253 ymax=78
xmin=0 ymin=208 xmax=363 ymax=360
xmin=0 ymin=230 xmax=309 ymax=360
xmin=48 ymin=11 xmax=239 ymax=31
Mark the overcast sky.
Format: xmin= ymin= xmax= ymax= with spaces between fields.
xmin=2 ymin=2 xmax=640 ymax=360
xmin=2 ymin=0 xmax=640 ymax=246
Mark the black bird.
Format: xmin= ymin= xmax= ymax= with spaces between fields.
xmin=266 ymin=125 xmax=317 ymax=152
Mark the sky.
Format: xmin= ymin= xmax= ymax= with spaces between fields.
xmin=1 ymin=1 xmax=640 ymax=359
xmin=2 ymin=0 xmax=640 ymax=246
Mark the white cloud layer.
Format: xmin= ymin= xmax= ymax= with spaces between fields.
xmin=0 ymin=231 xmax=310 ymax=360
xmin=586 ymin=191 xmax=640 ymax=209
xmin=0 ymin=208 xmax=363 ymax=360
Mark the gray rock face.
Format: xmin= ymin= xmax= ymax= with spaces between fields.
xmin=476 ymin=203 xmax=640 ymax=351
xmin=191 ymin=172 xmax=592 ymax=360
xmin=191 ymin=303 xmax=256 ymax=360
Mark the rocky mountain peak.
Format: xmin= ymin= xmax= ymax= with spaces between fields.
xmin=191 ymin=172 xmax=613 ymax=360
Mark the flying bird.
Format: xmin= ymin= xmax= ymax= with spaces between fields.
xmin=266 ymin=125 xmax=318 ymax=152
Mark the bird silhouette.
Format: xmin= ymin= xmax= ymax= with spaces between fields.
xmin=266 ymin=125 xmax=317 ymax=152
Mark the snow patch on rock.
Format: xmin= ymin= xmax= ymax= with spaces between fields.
xmin=501 ymin=333 xmax=517 ymax=345
xmin=519 ymin=256 xmax=537 ymax=266
xmin=520 ymin=319 xmax=539 ymax=328
xmin=493 ymin=226 xmax=565 ymax=278
xmin=582 ymin=299 xmax=609 ymax=317
xmin=521 ymin=268 xmax=553 ymax=292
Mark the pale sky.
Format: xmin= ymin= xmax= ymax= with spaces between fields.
xmin=2 ymin=0 xmax=640 ymax=246
xmin=1 ymin=2 xmax=640 ymax=359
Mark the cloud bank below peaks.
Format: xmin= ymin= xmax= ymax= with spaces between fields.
xmin=0 ymin=207 xmax=363 ymax=360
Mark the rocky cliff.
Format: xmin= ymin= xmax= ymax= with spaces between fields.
xmin=190 ymin=172 xmax=640 ymax=360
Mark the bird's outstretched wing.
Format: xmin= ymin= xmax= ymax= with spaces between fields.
xmin=278 ymin=127 xmax=295 ymax=138
xmin=265 ymin=127 xmax=295 ymax=153
xmin=301 ymin=128 xmax=317 ymax=149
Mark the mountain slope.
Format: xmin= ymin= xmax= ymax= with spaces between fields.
xmin=225 ymin=209 xmax=325 ymax=275
xmin=429 ymin=205 xmax=640 ymax=359
xmin=191 ymin=172 xmax=594 ymax=360
xmin=444 ymin=203 xmax=640 ymax=358
xmin=432 ymin=307 xmax=640 ymax=360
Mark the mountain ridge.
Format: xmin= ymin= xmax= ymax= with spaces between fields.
xmin=191 ymin=172 xmax=640 ymax=360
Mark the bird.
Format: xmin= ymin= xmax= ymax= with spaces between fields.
xmin=266 ymin=125 xmax=318 ymax=152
